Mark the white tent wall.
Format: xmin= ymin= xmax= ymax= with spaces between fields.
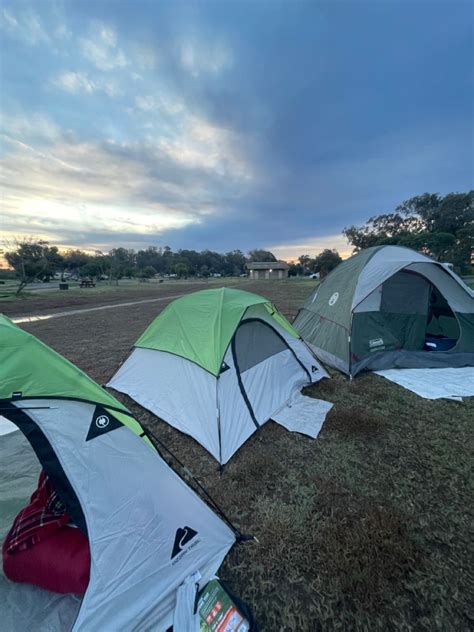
xmin=109 ymin=348 xmax=221 ymax=460
xmin=217 ymin=347 xmax=260 ymax=464
xmin=12 ymin=399 xmax=235 ymax=631
xmin=217 ymin=309 xmax=326 ymax=463
xmin=241 ymin=350 xmax=309 ymax=423
xmin=217 ymin=347 xmax=310 ymax=464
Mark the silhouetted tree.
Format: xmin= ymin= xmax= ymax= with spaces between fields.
xmin=344 ymin=191 xmax=473 ymax=271
xmin=248 ymin=249 xmax=277 ymax=262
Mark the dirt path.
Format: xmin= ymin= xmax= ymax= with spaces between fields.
xmin=12 ymin=294 xmax=186 ymax=324
xmin=1 ymin=281 xmax=210 ymax=318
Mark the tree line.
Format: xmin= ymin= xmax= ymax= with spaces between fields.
xmin=1 ymin=244 xmax=281 ymax=294
xmin=344 ymin=191 xmax=473 ymax=272
xmin=3 ymin=190 xmax=471 ymax=294
xmin=2 ymin=240 xmax=344 ymax=294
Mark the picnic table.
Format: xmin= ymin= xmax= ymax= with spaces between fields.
xmin=79 ymin=279 xmax=96 ymax=288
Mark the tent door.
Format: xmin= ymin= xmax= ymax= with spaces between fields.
xmin=231 ymin=319 xmax=310 ymax=425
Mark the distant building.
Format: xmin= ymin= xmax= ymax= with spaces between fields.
xmin=246 ymin=261 xmax=290 ymax=280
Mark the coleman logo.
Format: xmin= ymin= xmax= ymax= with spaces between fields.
xmin=86 ymin=406 xmax=122 ymax=441
xmin=328 ymin=292 xmax=339 ymax=306
xmin=95 ymin=415 xmax=110 ymax=429
xmin=171 ymin=526 xmax=198 ymax=559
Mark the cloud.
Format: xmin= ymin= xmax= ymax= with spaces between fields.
xmin=178 ymin=38 xmax=233 ymax=77
xmin=132 ymin=45 xmax=158 ymax=71
xmin=135 ymin=94 xmax=185 ymax=115
xmin=80 ymin=24 xmax=128 ymax=71
xmin=268 ymin=235 xmax=353 ymax=262
xmin=157 ymin=115 xmax=254 ymax=181
xmin=0 ymin=110 xmax=255 ymax=250
xmin=54 ymin=23 xmax=72 ymax=40
xmin=0 ymin=113 xmax=62 ymax=144
xmin=0 ymin=7 xmax=50 ymax=45
xmin=52 ymin=71 xmax=122 ymax=97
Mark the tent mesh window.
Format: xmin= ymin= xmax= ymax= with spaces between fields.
xmin=233 ymin=320 xmax=288 ymax=373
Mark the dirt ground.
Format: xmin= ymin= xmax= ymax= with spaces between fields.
xmin=10 ymin=279 xmax=474 ymax=631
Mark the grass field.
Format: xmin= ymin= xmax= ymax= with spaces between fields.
xmin=5 ymin=279 xmax=474 ymax=631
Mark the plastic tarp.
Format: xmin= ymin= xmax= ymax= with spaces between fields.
xmin=375 ymin=367 xmax=474 ymax=400
xmin=272 ymin=391 xmax=333 ymax=438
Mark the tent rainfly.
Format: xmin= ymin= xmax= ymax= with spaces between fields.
xmin=108 ymin=287 xmax=327 ymax=465
xmin=0 ymin=314 xmax=236 ymax=631
xmin=294 ymin=245 xmax=474 ymax=376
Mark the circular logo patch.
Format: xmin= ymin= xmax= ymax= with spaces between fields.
xmin=328 ymin=292 xmax=339 ymax=306
xmin=95 ymin=414 xmax=110 ymax=429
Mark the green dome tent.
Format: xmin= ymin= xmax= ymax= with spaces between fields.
xmin=0 ymin=314 xmax=236 ymax=631
xmin=109 ymin=287 xmax=327 ymax=465
xmin=294 ymin=245 xmax=474 ymax=377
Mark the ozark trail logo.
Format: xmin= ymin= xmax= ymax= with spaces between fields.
xmin=328 ymin=292 xmax=339 ymax=306
xmin=171 ymin=526 xmax=198 ymax=559
xmin=95 ymin=415 xmax=110 ymax=429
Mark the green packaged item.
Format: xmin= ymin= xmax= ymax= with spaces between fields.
xmin=199 ymin=579 xmax=250 ymax=632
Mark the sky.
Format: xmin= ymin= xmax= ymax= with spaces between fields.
xmin=0 ymin=0 xmax=472 ymax=261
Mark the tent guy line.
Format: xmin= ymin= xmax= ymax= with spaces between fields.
xmin=11 ymin=294 xmax=187 ymax=324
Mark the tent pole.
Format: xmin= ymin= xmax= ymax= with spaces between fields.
xmin=143 ymin=426 xmax=254 ymax=543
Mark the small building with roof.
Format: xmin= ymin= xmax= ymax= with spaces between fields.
xmin=246 ymin=261 xmax=289 ymax=280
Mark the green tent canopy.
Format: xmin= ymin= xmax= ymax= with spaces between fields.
xmin=0 ymin=314 xmax=147 ymax=439
xmin=136 ymin=287 xmax=299 ymax=376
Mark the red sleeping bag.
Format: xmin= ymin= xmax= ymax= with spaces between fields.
xmin=2 ymin=471 xmax=90 ymax=594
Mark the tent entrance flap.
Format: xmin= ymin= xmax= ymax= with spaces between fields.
xmin=426 ymin=285 xmax=460 ymax=348
xmin=352 ymin=270 xmax=463 ymax=362
xmin=232 ymin=319 xmax=311 ymax=427
xmin=0 ymin=427 xmax=82 ymax=631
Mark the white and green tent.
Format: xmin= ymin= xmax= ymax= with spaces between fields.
xmin=294 ymin=245 xmax=474 ymax=376
xmin=0 ymin=314 xmax=235 ymax=631
xmin=108 ymin=288 xmax=327 ymax=465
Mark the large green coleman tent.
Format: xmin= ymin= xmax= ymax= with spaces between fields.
xmin=0 ymin=314 xmax=235 ymax=631
xmin=109 ymin=287 xmax=327 ymax=464
xmin=294 ymin=245 xmax=474 ymax=377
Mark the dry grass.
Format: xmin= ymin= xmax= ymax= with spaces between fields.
xmin=10 ymin=279 xmax=474 ymax=631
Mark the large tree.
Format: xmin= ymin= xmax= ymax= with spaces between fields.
xmin=5 ymin=239 xmax=64 ymax=294
xmin=343 ymin=191 xmax=473 ymax=271
xmin=312 ymin=249 xmax=342 ymax=277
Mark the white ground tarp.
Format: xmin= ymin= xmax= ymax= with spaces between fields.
xmin=272 ymin=392 xmax=333 ymax=438
xmin=375 ymin=367 xmax=474 ymax=400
